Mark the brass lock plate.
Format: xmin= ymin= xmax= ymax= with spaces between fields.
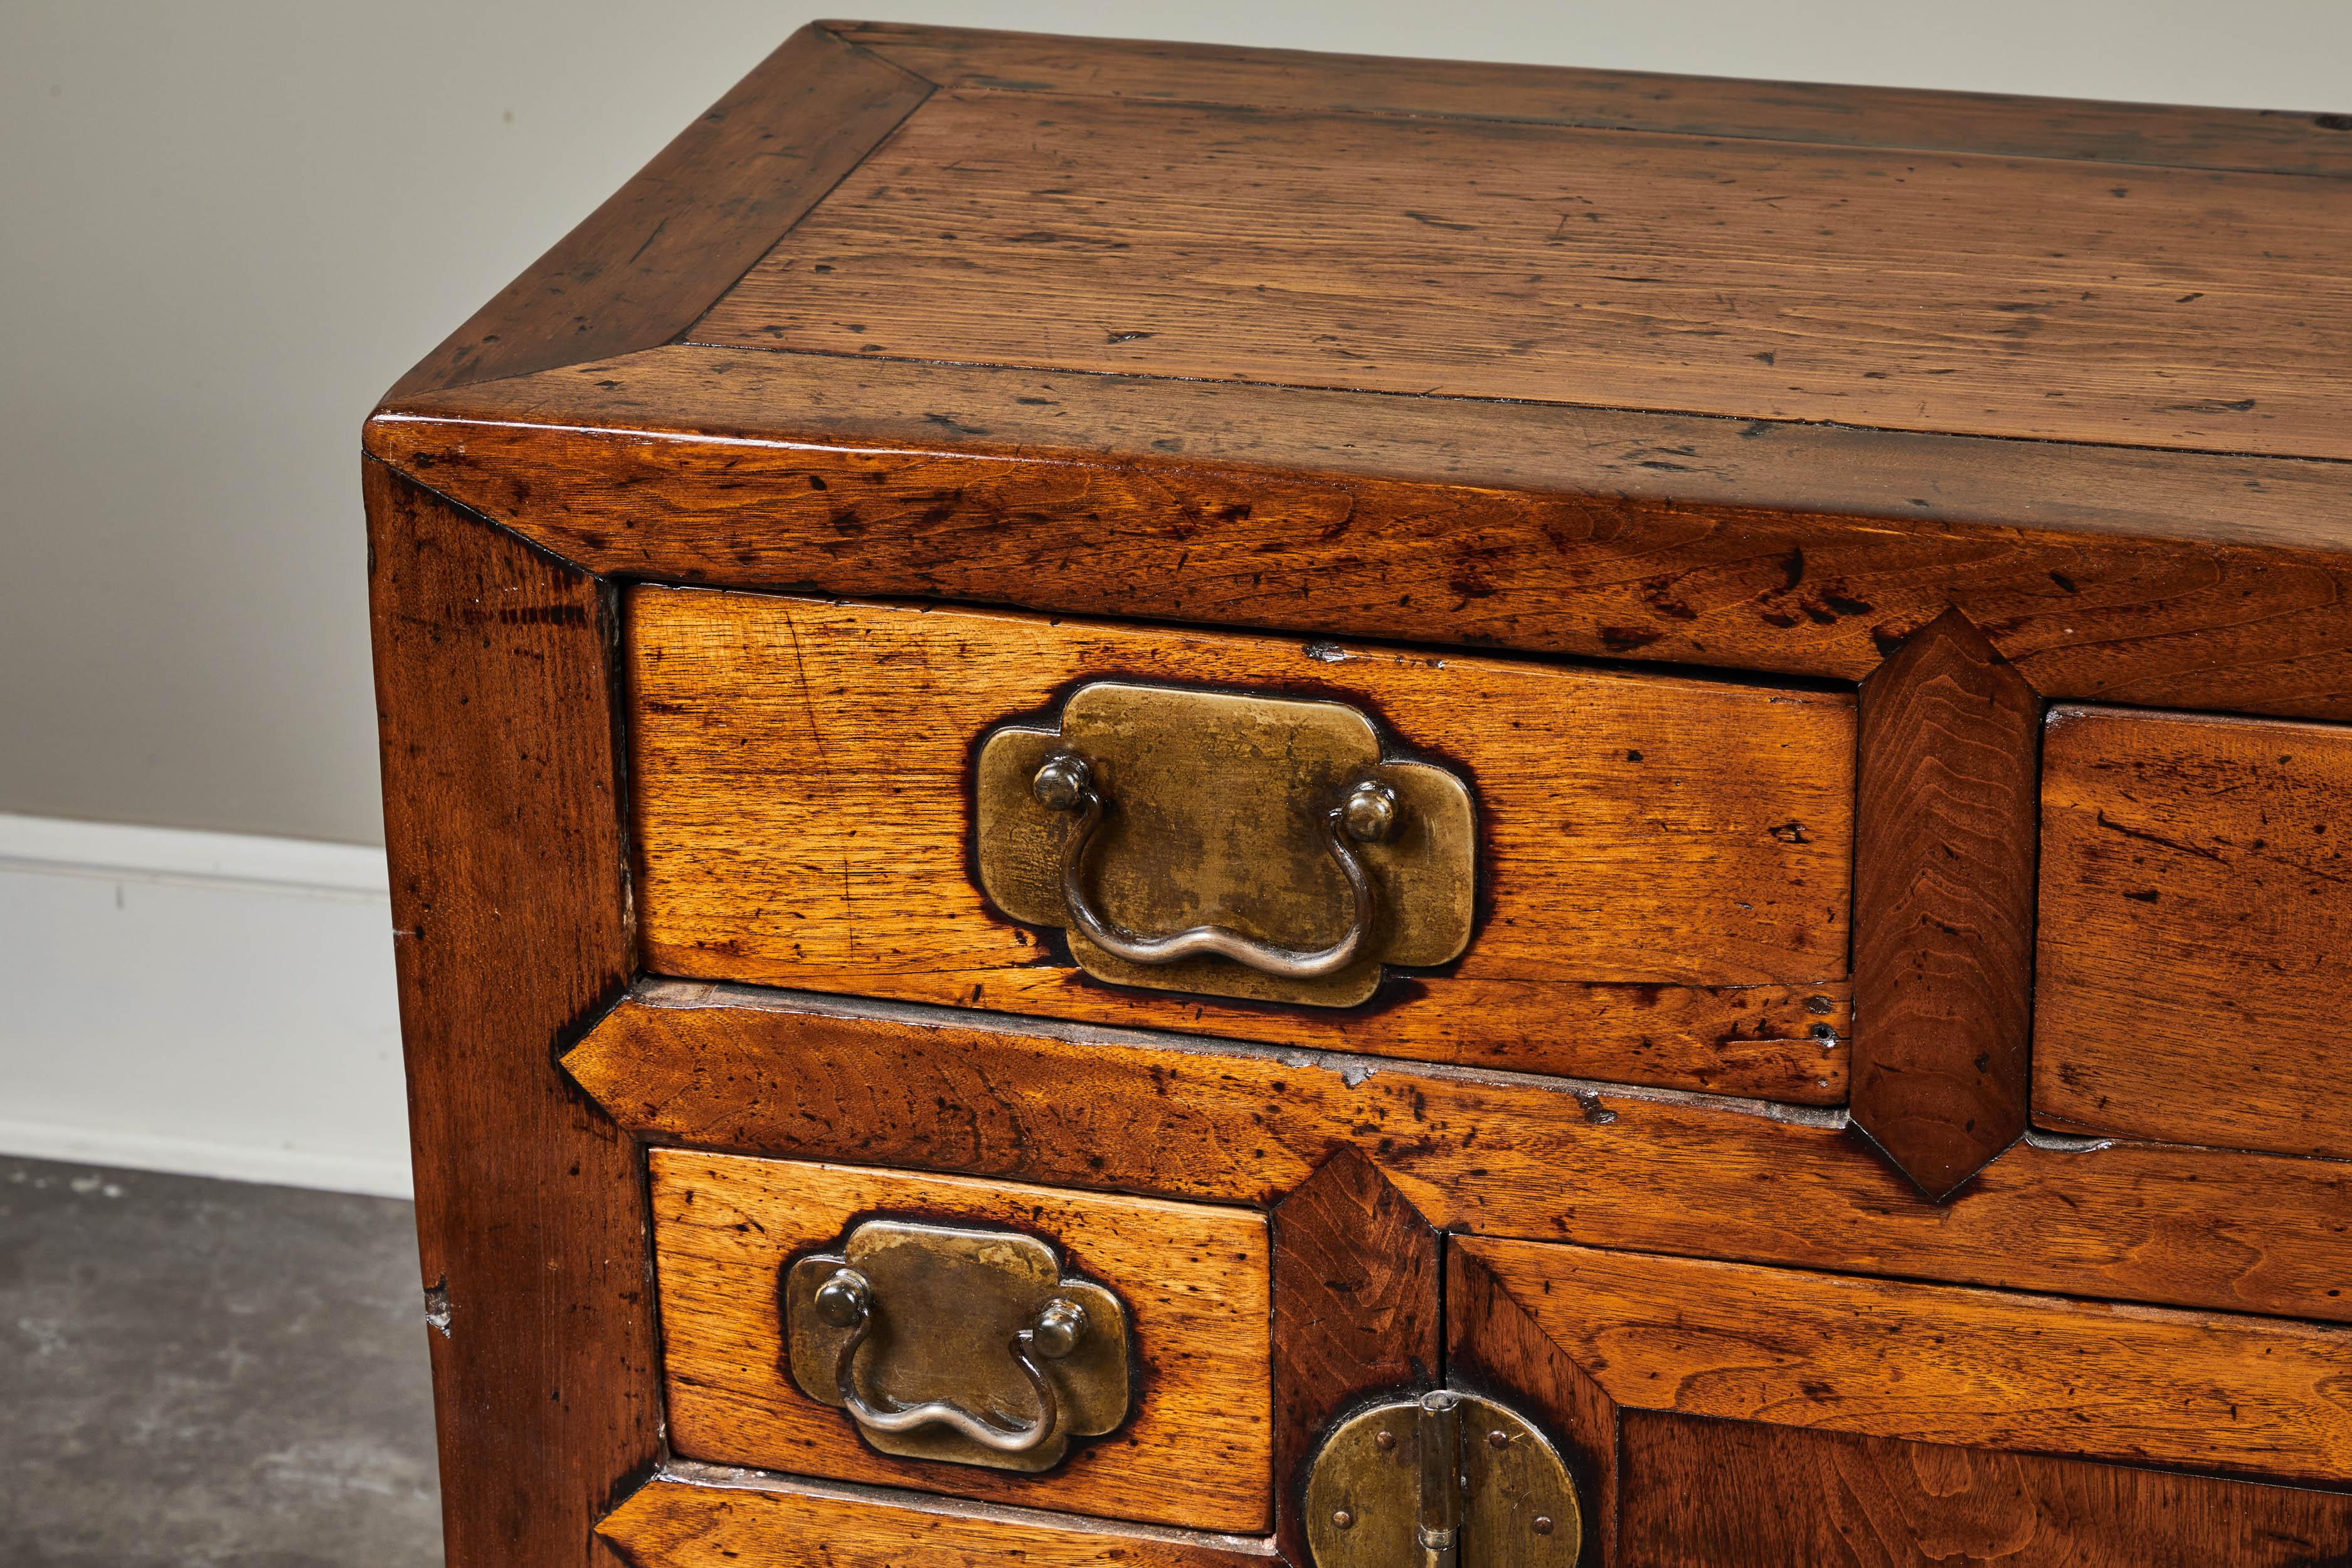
xmin=782 ymin=1219 xmax=1131 ymax=1472
xmin=975 ymin=682 xmax=1476 ymax=1007
xmin=1306 ymin=1390 xmax=1581 ymax=1567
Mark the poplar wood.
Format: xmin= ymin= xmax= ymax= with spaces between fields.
xmin=1618 ymin=1414 xmax=2352 ymax=1567
xmin=627 ymin=589 xmax=1853 ymax=1098
xmin=648 ymin=1152 xmax=1273 ymax=1534
xmin=598 ymin=1466 xmax=1278 ymax=1567
xmin=2037 ymin=706 xmax=2352 ymax=1162
xmin=696 ymin=89 xmax=2352 ymax=463
xmin=1851 ymin=609 xmax=2041 ymax=1198
xmin=1459 ymin=1236 xmax=2352 ymax=1482
xmin=563 ymin=984 xmax=2352 ymax=1326
xmin=364 ymin=462 xmax=655 ymax=1568
xmin=1268 ymin=1149 xmax=1440 ymax=1564
xmin=832 ymin=21 xmax=2352 ymax=177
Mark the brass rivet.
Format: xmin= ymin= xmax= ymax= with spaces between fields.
xmin=1340 ymin=779 xmax=1401 ymax=843
xmin=1486 ymin=1429 xmax=1510 ymax=1449
xmin=1533 ymin=1515 xmax=1554 ymax=1536
xmin=1332 ymin=1510 xmax=1355 ymax=1530
xmin=1374 ymin=1429 xmax=1396 ymax=1451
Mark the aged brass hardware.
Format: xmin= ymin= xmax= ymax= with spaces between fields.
xmin=781 ymin=1219 xmax=1131 ymax=1472
xmin=976 ymin=682 xmax=1476 ymax=1008
xmin=1305 ymin=1389 xmax=1581 ymax=1568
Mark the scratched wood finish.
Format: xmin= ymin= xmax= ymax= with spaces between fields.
xmin=1460 ymin=1236 xmax=2352 ymax=1482
xmin=1851 ymin=610 xmax=2041 ymax=1198
xmin=368 ymin=349 xmax=2352 ymax=728
xmin=627 ymin=590 xmax=1853 ymax=1098
xmin=1448 ymin=1246 xmax=1619 ymax=1568
xmin=390 ymin=26 xmax=927 ymax=398
xmin=1618 ymin=1414 xmax=2352 ymax=1567
xmin=696 ymin=92 xmax=2352 ymax=462
xmin=565 ymin=984 xmax=2352 ymax=1325
xmin=1269 ymin=1149 xmax=1439 ymax=1564
xmin=599 ymin=1467 xmax=1277 ymax=1567
xmin=836 ymin=21 xmax=2352 ymax=177
xmin=649 ymin=1152 xmax=1272 ymax=1533
xmin=363 ymin=462 xmax=655 ymax=1568
xmin=2037 ymin=707 xmax=2352 ymax=1163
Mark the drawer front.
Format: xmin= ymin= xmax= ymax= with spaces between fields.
xmin=1452 ymin=1236 xmax=2352 ymax=1566
xmin=649 ymin=1152 xmax=1272 ymax=1534
xmin=627 ymin=588 xmax=1855 ymax=1101
xmin=2036 ymin=706 xmax=2352 ymax=1160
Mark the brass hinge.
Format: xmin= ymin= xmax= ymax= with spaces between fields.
xmin=1305 ymin=1389 xmax=1580 ymax=1567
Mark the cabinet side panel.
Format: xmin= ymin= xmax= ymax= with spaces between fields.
xmin=365 ymin=460 xmax=653 ymax=1567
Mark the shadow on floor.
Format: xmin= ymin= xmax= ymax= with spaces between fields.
xmin=1 ymin=1156 xmax=442 ymax=1565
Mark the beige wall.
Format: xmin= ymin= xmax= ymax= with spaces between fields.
xmin=5 ymin=1 xmax=2346 ymax=847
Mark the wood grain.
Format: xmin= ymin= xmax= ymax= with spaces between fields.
xmin=649 ymin=1152 xmax=1272 ymax=1533
xmin=2037 ymin=707 xmax=2352 ymax=1163
xmin=1448 ymin=1246 xmax=1619 ymax=1568
xmin=1618 ymin=1412 xmax=2352 ymax=1567
xmin=695 ymin=90 xmax=2352 ymax=462
xmin=363 ymin=460 xmax=655 ymax=1568
xmin=1461 ymin=1235 xmax=2352 ymax=1482
xmin=835 ymin=21 xmax=2352 ymax=177
xmin=1852 ymin=609 xmax=2041 ymax=1198
xmin=627 ymin=589 xmax=1853 ymax=1099
xmin=565 ymin=984 xmax=2352 ymax=1326
xmin=1269 ymin=1148 xmax=1439 ymax=1564
xmin=369 ymin=348 xmax=2352 ymax=728
xmin=390 ymin=25 xmax=928 ymax=398
xmin=599 ymin=1465 xmax=1278 ymax=1567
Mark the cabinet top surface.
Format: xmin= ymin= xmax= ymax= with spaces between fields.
xmin=376 ymin=21 xmax=2352 ymax=541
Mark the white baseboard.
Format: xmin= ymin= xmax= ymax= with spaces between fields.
xmin=0 ymin=812 xmax=414 ymax=1198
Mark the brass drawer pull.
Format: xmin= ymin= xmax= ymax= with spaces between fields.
xmin=1034 ymin=751 xmax=1397 ymax=980
xmin=813 ymin=1264 xmax=1084 ymax=1456
xmin=783 ymin=1219 xmax=1131 ymax=1473
xmin=976 ymin=682 xmax=1476 ymax=1009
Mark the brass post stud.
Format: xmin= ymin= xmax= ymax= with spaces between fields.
xmin=1332 ymin=1510 xmax=1355 ymax=1530
xmin=1340 ymin=779 xmax=1401 ymax=843
xmin=1534 ymin=1517 xmax=1555 ymax=1536
xmin=1029 ymin=1296 xmax=1089 ymax=1360
xmin=1375 ymin=1429 xmax=1397 ymax=1451
xmin=1032 ymin=753 xmax=1093 ymax=811
xmin=813 ymin=1267 xmax=872 ymax=1329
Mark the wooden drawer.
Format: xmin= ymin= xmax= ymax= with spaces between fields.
xmin=627 ymin=588 xmax=1855 ymax=1101
xmin=648 ymin=1152 xmax=1272 ymax=1534
xmin=2036 ymin=706 xmax=2352 ymax=1161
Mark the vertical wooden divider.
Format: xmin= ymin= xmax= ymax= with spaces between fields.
xmin=1851 ymin=607 xmax=2043 ymax=1199
xmin=1271 ymin=1146 xmax=1442 ymax=1564
xmin=367 ymin=461 xmax=657 ymax=1568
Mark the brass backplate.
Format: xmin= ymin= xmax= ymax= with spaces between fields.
xmin=782 ymin=1220 xmax=1130 ymax=1471
xmin=1305 ymin=1392 xmax=1581 ymax=1567
xmin=976 ymin=682 xmax=1475 ymax=1007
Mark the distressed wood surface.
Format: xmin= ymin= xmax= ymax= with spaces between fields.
xmin=2037 ymin=707 xmax=2352 ymax=1163
xmin=1462 ymin=1235 xmax=2352 ymax=1482
xmin=1851 ymin=609 xmax=2041 ymax=1197
xmin=565 ymin=984 xmax=2352 ymax=1325
xmin=599 ymin=1466 xmax=1278 ymax=1567
xmin=835 ymin=21 xmax=2352 ymax=177
xmin=1269 ymin=1149 xmax=1439 ymax=1564
xmin=391 ymin=25 xmax=928 ymax=398
xmin=1448 ymin=1246 xmax=1619 ymax=1568
xmin=696 ymin=90 xmax=2352 ymax=462
xmin=649 ymin=1152 xmax=1272 ymax=1534
xmin=369 ymin=349 xmax=2352 ymax=728
xmin=628 ymin=589 xmax=1852 ymax=1098
xmin=1618 ymin=1413 xmax=2352 ymax=1567
xmin=364 ymin=461 xmax=655 ymax=1568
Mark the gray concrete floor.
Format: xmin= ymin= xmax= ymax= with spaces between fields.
xmin=1 ymin=1156 xmax=442 ymax=1565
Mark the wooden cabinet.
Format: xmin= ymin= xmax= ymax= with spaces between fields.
xmin=365 ymin=21 xmax=2352 ymax=1567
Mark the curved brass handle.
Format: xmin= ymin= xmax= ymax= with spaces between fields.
xmin=1032 ymin=752 xmax=1399 ymax=980
xmin=813 ymin=1266 xmax=1086 ymax=1457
